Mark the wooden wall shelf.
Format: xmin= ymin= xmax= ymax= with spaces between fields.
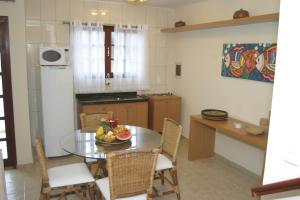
xmin=161 ymin=13 xmax=279 ymax=33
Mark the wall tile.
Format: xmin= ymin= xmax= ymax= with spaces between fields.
xmin=155 ymin=8 xmax=168 ymax=28
xmin=41 ymin=21 xmax=56 ymax=44
xmin=55 ymin=22 xmax=70 ymax=45
xmin=156 ymin=30 xmax=167 ymax=48
xmin=166 ymin=33 xmax=175 ymax=48
xmin=70 ymin=0 xmax=84 ymax=21
xmin=41 ymin=0 xmax=56 ymax=21
xmin=26 ymin=44 xmax=39 ymax=67
xmin=27 ymin=66 xmax=41 ymax=91
xmin=149 ymin=67 xmax=156 ymax=85
xmin=25 ymin=0 xmax=175 ymax=97
xmin=25 ymin=0 xmax=41 ymax=20
xmin=56 ymin=0 xmax=70 ymax=21
xmin=26 ymin=20 xmax=41 ymax=44
xmin=29 ymin=90 xmax=39 ymax=112
xmin=167 ymin=9 xmax=175 ymax=28
xmin=36 ymin=90 xmax=42 ymax=113
xmin=109 ymin=3 xmax=123 ymax=24
xmin=149 ymin=47 xmax=156 ymax=67
xmin=148 ymin=28 xmax=157 ymax=48
xmin=155 ymin=47 xmax=167 ymax=66
xmin=97 ymin=2 xmax=111 ymax=24
xmin=28 ymin=110 xmax=43 ymax=143
xmin=146 ymin=7 xmax=157 ymax=27
xmin=83 ymin=1 xmax=98 ymax=22
xmin=155 ymin=66 xmax=167 ymax=85
xmin=123 ymin=4 xmax=146 ymax=24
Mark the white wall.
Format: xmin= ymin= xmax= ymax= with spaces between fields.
xmin=172 ymin=0 xmax=280 ymax=175
xmin=24 ymin=0 xmax=175 ymax=143
xmin=0 ymin=1 xmax=33 ymax=165
xmin=263 ymin=0 xmax=300 ymax=199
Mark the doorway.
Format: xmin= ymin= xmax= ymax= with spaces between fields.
xmin=0 ymin=16 xmax=17 ymax=167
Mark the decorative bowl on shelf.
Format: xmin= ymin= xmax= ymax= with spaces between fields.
xmin=233 ymin=9 xmax=250 ymax=19
xmin=175 ymin=21 xmax=186 ymax=27
xmin=201 ymin=109 xmax=228 ymax=121
xmin=244 ymin=126 xmax=264 ymax=135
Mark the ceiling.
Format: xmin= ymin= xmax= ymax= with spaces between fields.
xmin=103 ymin=0 xmax=204 ymax=8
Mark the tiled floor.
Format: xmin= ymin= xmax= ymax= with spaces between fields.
xmin=4 ymin=138 xmax=260 ymax=200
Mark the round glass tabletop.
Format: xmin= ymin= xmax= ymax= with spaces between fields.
xmin=60 ymin=126 xmax=161 ymax=159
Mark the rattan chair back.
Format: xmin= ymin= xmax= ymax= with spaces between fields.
xmin=80 ymin=111 xmax=113 ymax=131
xmin=161 ymin=118 xmax=183 ymax=162
xmin=35 ymin=131 xmax=49 ymax=184
xmin=107 ymin=149 xmax=159 ymax=200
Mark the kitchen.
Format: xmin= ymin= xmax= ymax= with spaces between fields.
xmin=1 ymin=0 xmax=300 ymax=199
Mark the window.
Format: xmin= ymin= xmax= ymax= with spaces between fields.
xmin=70 ymin=22 xmax=149 ymax=93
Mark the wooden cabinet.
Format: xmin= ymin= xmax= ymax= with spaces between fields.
xmin=79 ymin=101 xmax=148 ymax=128
xmin=148 ymin=95 xmax=181 ymax=132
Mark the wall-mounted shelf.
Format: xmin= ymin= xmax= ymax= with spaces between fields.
xmin=161 ymin=13 xmax=279 ymax=33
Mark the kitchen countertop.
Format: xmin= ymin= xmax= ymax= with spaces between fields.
xmin=76 ymin=92 xmax=147 ymax=105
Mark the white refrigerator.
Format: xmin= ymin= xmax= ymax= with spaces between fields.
xmin=41 ymin=66 xmax=74 ymax=157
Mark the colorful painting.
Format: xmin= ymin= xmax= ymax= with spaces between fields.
xmin=222 ymin=43 xmax=277 ymax=83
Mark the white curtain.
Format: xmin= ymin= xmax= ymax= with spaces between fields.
xmin=70 ymin=21 xmax=105 ymax=93
xmin=112 ymin=24 xmax=149 ymax=91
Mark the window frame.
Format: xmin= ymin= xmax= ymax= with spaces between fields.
xmin=103 ymin=25 xmax=114 ymax=78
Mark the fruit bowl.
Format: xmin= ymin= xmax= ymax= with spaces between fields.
xmin=95 ymin=122 xmax=132 ymax=144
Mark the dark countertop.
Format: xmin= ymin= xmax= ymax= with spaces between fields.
xmin=76 ymin=92 xmax=148 ymax=105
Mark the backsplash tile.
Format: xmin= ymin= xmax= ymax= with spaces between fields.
xmin=25 ymin=0 xmax=41 ymax=20
xmin=70 ymin=0 xmax=84 ymax=21
xmin=55 ymin=0 xmax=71 ymax=21
xmin=25 ymin=0 xmax=175 ymax=142
xmin=26 ymin=44 xmax=39 ymax=67
xmin=55 ymin=22 xmax=70 ymax=45
xmin=41 ymin=0 xmax=56 ymax=21
xmin=25 ymin=20 xmax=41 ymax=44
xmin=40 ymin=21 xmax=56 ymax=44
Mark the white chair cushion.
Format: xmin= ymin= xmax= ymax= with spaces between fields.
xmin=96 ymin=178 xmax=147 ymax=200
xmin=48 ymin=163 xmax=94 ymax=188
xmin=156 ymin=153 xmax=173 ymax=171
xmin=86 ymin=158 xmax=97 ymax=163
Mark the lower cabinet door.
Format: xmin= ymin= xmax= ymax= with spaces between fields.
xmin=126 ymin=102 xmax=148 ymax=128
xmin=109 ymin=104 xmax=127 ymax=125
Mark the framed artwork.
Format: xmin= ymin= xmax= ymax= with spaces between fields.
xmin=221 ymin=43 xmax=277 ymax=83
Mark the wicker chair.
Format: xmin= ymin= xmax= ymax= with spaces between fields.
xmin=80 ymin=111 xmax=114 ymax=132
xmin=96 ymin=149 xmax=159 ymax=200
xmin=80 ymin=111 xmax=114 ymax=177
xmin=154 ymin=118 xmax=183 ymax=200
xmin=34 ymin=132 xmax=95 ymax=200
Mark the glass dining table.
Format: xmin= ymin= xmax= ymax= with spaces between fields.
xmin=60 ymin=125 xmax=161 ymax=177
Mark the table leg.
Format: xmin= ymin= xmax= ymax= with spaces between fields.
xmin=188 ymin=119 xmax=215 ymax=160
xmin=94 ymin=159 xmax=108 ymax=178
